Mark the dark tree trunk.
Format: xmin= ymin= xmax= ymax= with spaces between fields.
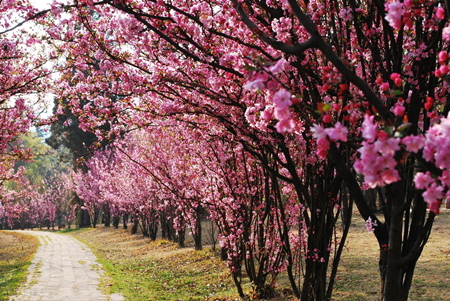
xmin=149 ymin=221 xmax=158 ymax=241
xmin=177 ymin=227 xmax=186 ymax=248
xmin=103 ymin=205 xmax=111 ymax=227
xmin=130 ymin=219 xmax=139 ymax=234
xmin=193 ymin=206 xmax=203 ymax=250
xmin=113 ymin=216 xmax=120 ymax=229
xmin=123 ymin=214 xmax=128 ymax=229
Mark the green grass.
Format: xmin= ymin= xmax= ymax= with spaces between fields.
xmin=3 ymin=213 xmax=448 ymax=301
xmin=57 ymin=227 xmax=86 ymax=234
xmin=66 ymin=227 xmax=240 ymax=300
xmin=0 ymin=231 xmax=39 ymax=301
xmin=67 ymin=213 xmax=450 ymax=301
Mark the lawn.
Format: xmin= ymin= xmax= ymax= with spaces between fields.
xmin=1 ymin=212 xmax=449 ymax=301
xmin=0 ymin=231 xmax=39 ymax=301
xmin=65 ymin=211 xmax=450 ymax=300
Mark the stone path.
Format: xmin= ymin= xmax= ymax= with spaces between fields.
xmin=9 ymin=231 xmax=124 ymax=301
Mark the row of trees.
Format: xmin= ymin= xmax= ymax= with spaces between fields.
xmin=1 ymin=0 xmax=450 ymax=300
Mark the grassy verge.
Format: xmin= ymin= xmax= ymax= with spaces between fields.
xmin=0 ymin=231 xmax=39 ymax=301
xmin=333 ymin=211 xmax=450 ymax=301
xmin=65 ymin=212 xmax=450 ymax=301
xmin=66 ymin=227 xmax=240 ymax=300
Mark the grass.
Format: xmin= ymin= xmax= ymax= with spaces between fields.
xmin=0 ymin=231 xmax=39 ymax=301
xmin=66 ymin=213 xmax=450 ymax=301
xmin=1 ymin=212 xmax=449 ymax=301
xmin=66 ymin=227 xmax=240 ymax=300
xmin=332 ymin=211 xmax=450 ymax=301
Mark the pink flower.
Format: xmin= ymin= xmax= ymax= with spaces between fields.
xmin=443 ymin=25 xmax=450 ymax=42
xmin=381 ymin=168 xmax=400 ymax=185
xmin=311 ymin=123 xmax=327 ymax=140
xmin=275 ymin=118 xmax=295 ymax=133
xmin=268 ymin=59 xmax=288 ymax=74
xmin=374 ymin=137 xmax=400 ymax=156
xmin=380 ymin=82 xmax=390 ymax=91
xmin=365 ymin=217 xmax=377 ymax=233
xmin=274 ymin=106 xmax=291 ymax=120
xmin=385 ymin=1 xmax=405 ymax=30
xmin=428 ymin=200 xmax=441 ymax=215
xmin=361 ymin=114 xmax=378 ymax=142
xmin=439 ymin=170 xmax=450 ymax=187
xmin=402 ymin=135 xmax=425 ymax=153
xmin=273 ymin=89 xmax=292 ymax=110
xmin=438 ymin=51 xmax=448 ymax=64
xmin=394 ymin=105 xmax=405 ymax=116
xmin=413 ymin=172 xmax=434 ymax=190
xmin=390 ymin=72 xmax=401 ymax=81
xmin=317 ymin=137 xmax=330 ymax=149
xmin=436 ymin=7 xmax=446 ymax=20
xmin=422 ymin=183 xmax=444 ymax=206
xmin=325 ymin=122 xmax=348 ymax=142
xmin=316 ymin=148 xmax=328 ymax=160
xmin=243 ymin=72 xmax=268 ymax=91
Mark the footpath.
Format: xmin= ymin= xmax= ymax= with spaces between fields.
xmin=9 ymin=231 xmax=124 ymax=301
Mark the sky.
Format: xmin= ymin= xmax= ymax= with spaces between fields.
xmin=31 ymin=0 xmax=53 ymax=10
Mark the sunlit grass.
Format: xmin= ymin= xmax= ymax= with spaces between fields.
xmin=0 ymin=231 xmax=39 ymax=301
xmin=333 ymin=212 xmax=450 ymax=301
xmin=64 ymin=212 xmax=450 ymax=301
xmin=67 ymin=227 xmax=240 ymax=300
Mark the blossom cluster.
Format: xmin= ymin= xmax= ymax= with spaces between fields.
xmin=413 ymin=113 xmax=450 ymax=213
xmin=311 ymin=122 xmax=348 ymax=159
xmin=353 ymin=112 xmax=450 ymax=214
xmin=354 ymin=114 xmax=401 ymax=188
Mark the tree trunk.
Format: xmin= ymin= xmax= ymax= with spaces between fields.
xmin=193 ymin=208 xmax=202 ymax=250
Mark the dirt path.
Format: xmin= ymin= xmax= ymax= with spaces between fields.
xmin=8 ymin=231 xmax=123 ymax=301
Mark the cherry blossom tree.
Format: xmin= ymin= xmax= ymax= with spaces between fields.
xmin=0 ymin=1 xmax=56 ymax=230
xmin=6 ymin=0 xmax=450 ymax=300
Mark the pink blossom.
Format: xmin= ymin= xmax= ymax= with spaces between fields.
xmin=361 ymin=114 xmax=378 ymax=142
xmin=413 ymin=172 xmax=434 ymax=190
xmin=422 ymin=183 xmax=444 ymax=206
xmin=243 ymin=72 xmax=268 ymax=91
xmin=268 ymin=59 xmax=288 ymax=74
xmin=394 ymin=105 xmax=405 ymax=116
xmin=443 ymin=25 xmax=450 ymax=42
xmin=385 ymin=1 xmax=405 ymax=30
xmin=438 ymin=51 xmax=448 ymax=64
xmin=325 ymin=122 xmax=348 ymax=142
xmin=436 ymin=7 xmax=446 ymax=20
xmin=439 ymin=170 xmax=450 ymax=187
xmin=374 ymin=137 xmax=400 ymax=156
xmin=275 ymin=118 xmax=295 ymax=133
xmin=402 ymin=135 xmax=425 ymax=153
xmin=311 ymin=123 xmax=327 ymax=140
xmin=381 ymin=168 xmax=400 ymax=185
xmin=316 ymin=147 xmax=328 ymax=160
xmin=243 ymin=77 xmax=266 ymax=90
xmin=390 ymin=72 xmax=401 ymax=81
xmin=273 ymin=89 xmax=292 ymax=110
xmin=365 ymin=217 xmax=377 ymax=233
xmin=428 ymin=200 xmax=441 ymax=215
xmin=380 ymin=82 xmax=390 ymax=91
xmin=317 ymin=137 xmax=330 ymax=149
xmin=274 ymin=106 xmax=291 ymax=120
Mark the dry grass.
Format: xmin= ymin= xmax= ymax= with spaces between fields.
xmin=66 ymin=227 xmax=241 ymax=300
xmin=333 ymin=211 xmax=450 ymax=301
xmin=65 ymin=212 xmax=450 ymax=300
xmin=0 ymin=231 xmax=39 ymax=301
xmin=2 ymin=211 xmax=446 ymax=300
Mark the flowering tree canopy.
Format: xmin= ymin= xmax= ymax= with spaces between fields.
xmin=2 ymin=0 xmax=450 ymax=300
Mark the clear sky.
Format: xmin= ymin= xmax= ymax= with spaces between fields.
xmin=31 ymin=0 xmax=53 ymax=10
